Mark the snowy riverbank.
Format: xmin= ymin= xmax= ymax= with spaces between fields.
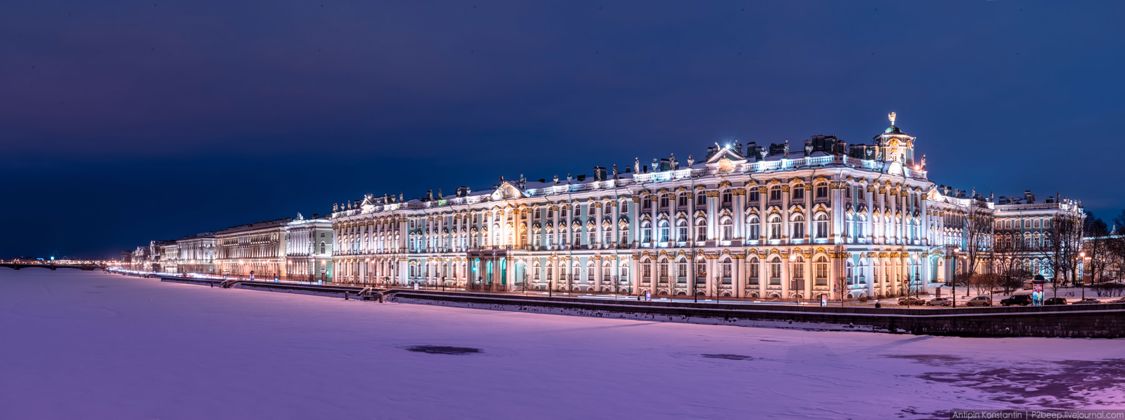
xmin=2 ymin=270 xmax=1123 ymax=419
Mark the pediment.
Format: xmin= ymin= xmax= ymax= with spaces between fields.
xmin=490 ymin=181 xmax=525 ymax=201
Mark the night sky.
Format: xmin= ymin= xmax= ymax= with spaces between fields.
xmin=3 ymin=1 xmax=1124 ymax=259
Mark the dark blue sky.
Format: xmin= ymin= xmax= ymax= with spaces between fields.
xmin=3 ymin=1 xmax=1124 ymax=258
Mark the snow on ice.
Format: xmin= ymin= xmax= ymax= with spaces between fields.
xmin=1 ymin=270 xmax=1122 ymax=419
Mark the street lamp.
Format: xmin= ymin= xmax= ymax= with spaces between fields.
xmin=1078 ymin=251 xmax=1087 ymax=299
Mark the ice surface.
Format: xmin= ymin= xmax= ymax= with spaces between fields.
xmin=1 ymin=270 xmax=1122 ymax=419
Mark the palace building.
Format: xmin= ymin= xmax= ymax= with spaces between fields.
xmin=329 ymin=113 xmax=1084 ymax=300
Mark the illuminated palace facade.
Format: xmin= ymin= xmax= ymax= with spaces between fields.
xmin=213 ymin=215 xmax=334 ymax=280
xmin=331 ymin=114 xmax=1079 ymax=299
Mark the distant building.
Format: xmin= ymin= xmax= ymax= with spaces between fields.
xmin=211 ymin=215 xmax=334 ymax=280
xmin=176 ymin=233 xmax=216 ymax=275
xmin=284 ymin=214 xmax=334 ymax=282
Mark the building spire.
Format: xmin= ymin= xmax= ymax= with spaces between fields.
xmin=888 ymin=111 xmax=897 ymax=126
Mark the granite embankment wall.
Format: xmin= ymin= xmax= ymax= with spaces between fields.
xmin=389 ymin=291 xmax=1125 ymax=339
xmin=145 ymin=273 xmax=1125 ymax=338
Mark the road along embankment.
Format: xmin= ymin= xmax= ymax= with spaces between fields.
xmin=133 ymin=272 xmax=1125 ymax=338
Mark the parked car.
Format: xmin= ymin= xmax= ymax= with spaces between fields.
xmin=965 ymin=296 xmax=992 ymax=307
xmin=1044 ymin=297 xmax=1068 ymax=306
xmin=1073 ymin=298 xmax=1102 ymax=305
xmin=1001 ymin=294 xmax=1033 ymax=306
xmin=926 ymin=297 xmax=952 ymax=306
xmin=898 ymin=297 xmax=926 ymax=306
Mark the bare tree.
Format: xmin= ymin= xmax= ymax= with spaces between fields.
xmin=1044 ymin=214 xmax=1083 ymax=298
xmin=993 ymin=225 xmax=1029 ymax=294
xmin=961 ymin=198 xmax=993 ymax=298
xmin=1082 ymin=215 xmax=1110 ymax=289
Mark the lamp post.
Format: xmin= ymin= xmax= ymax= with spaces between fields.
xmin=1079 ymin=251 xmax=1086 ymax=300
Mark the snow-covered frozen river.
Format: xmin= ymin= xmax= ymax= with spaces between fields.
xmin=2 ymin=270 xmax=1122 ymax=419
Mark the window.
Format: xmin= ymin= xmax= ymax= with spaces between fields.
xmin=749 ymin=190 xmax=760 ymax=203
xmin=695 ymin=260 xmax=707 ymax=285
xmin=792 ymin=186 xmax=804 ymax=201
xmin=768 ymin=215 xmax=782 ymax=239
xmin=791 ymin=256 xmax=805 ymax=287
xmin=660 ymin=195 xmax=670 ymax=208
xmin=695 ymin=221 xmax=707 ymax=241
xmin=642 ymin=261 xmax=651 ymax=283
xmin=769 ymin=186 xmax=782 ymax=202
xmin=641 ymin=221 xmax=652 ymax=243
xmin=658 ymin=220 xmax=670 ymax=243
xmin=658 ymin=261 xmax=669 ymax=283
xmin=748 ymin=216 xmax=760 ymax=239
xmin=721 ymin=191 xmax=732 ymax=207
xmin=816 ymin=184 xmax=829 ymax=199
xmin=642 ymin=198 xmax=652 ymax=209
xmin=791 ymin=214 xmax=805 ymax=239
xmin=748 ymin=258 xmax=760 ymax=285
xmin=815 ymin=213 xmax=829 ymax=238
xmin=678 ymin=194 xmax=688 ymax=207
xmin=721 ymin=259 xmax=732 ymax=284
xmin=720 ymin=218 xmax=733 ymax=240
xmin=769 ymin=257 xmax=782 ymax=285
xmin=696 ymin=193 xmax=706 ymax=207
xmin=677 ymin=260 xmax=687 ymax=283
xmin=676 ymin=220 xmax=688 ymax=242
xmin=815 ymin=256 xmax=828 ymax=286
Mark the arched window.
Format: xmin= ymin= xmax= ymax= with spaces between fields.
xmin=791 ymin=214 xmax=805 ymax=239
xmin=676 ymin=219 xmax=688 ymax=242
xmin=748 ymin=257 xmax=760 ymax=285
xmin=768 ymin=214 xmax=783 ymax=239
xmin=676 ymin=258 xmax=688 ymax=283
xmin=769 ymin=257 xmax=782 ymax=285
xmin=658 ymin=220 xmax=671 ymax=243
xmin=815 ymin=213 xmax=829 ymax=238
xmin=695 ymin=258 xmax=707 ymax=286
xmin=695 ymin=218 xmax=707 ymax=241
xmin=747 ymin=215 xmax=761 ymax=239
xmin=791 ymin=256 xmax=805 ymax=288
xmin=769 ymin=186 xmax=782 ymax=202
xmin=720 ymin=217 xmax=734 ymax=240
xmin=721 ymin=258 xmax=732 ymax=284
xmin=815 ymin=256 xmax=829 ymax=285
xmin=533 ymin=261 xmax=541 ymax=280
xmin=658 ymin=259 xmax=669 ymax=283
xmin=641 ymin=221 xmax=652 ymax=243
xmin=641 ymin=259 xmax=652 ymax=283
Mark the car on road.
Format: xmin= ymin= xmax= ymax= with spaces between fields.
xmin=1044 ymin=297 xmax=1068 ymax=306
xmin=1073 ymin=298 xmax=1102 ymax=305
xmin=1001 ymin=294 xmax=1033 ymax=306
xmin=926 ymin=297 xmax=952 ymax=306
xmin=965 ymin=296 xmax=992 ymax=307
xmin=898 ymin=297 xmax=926 ymax=306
